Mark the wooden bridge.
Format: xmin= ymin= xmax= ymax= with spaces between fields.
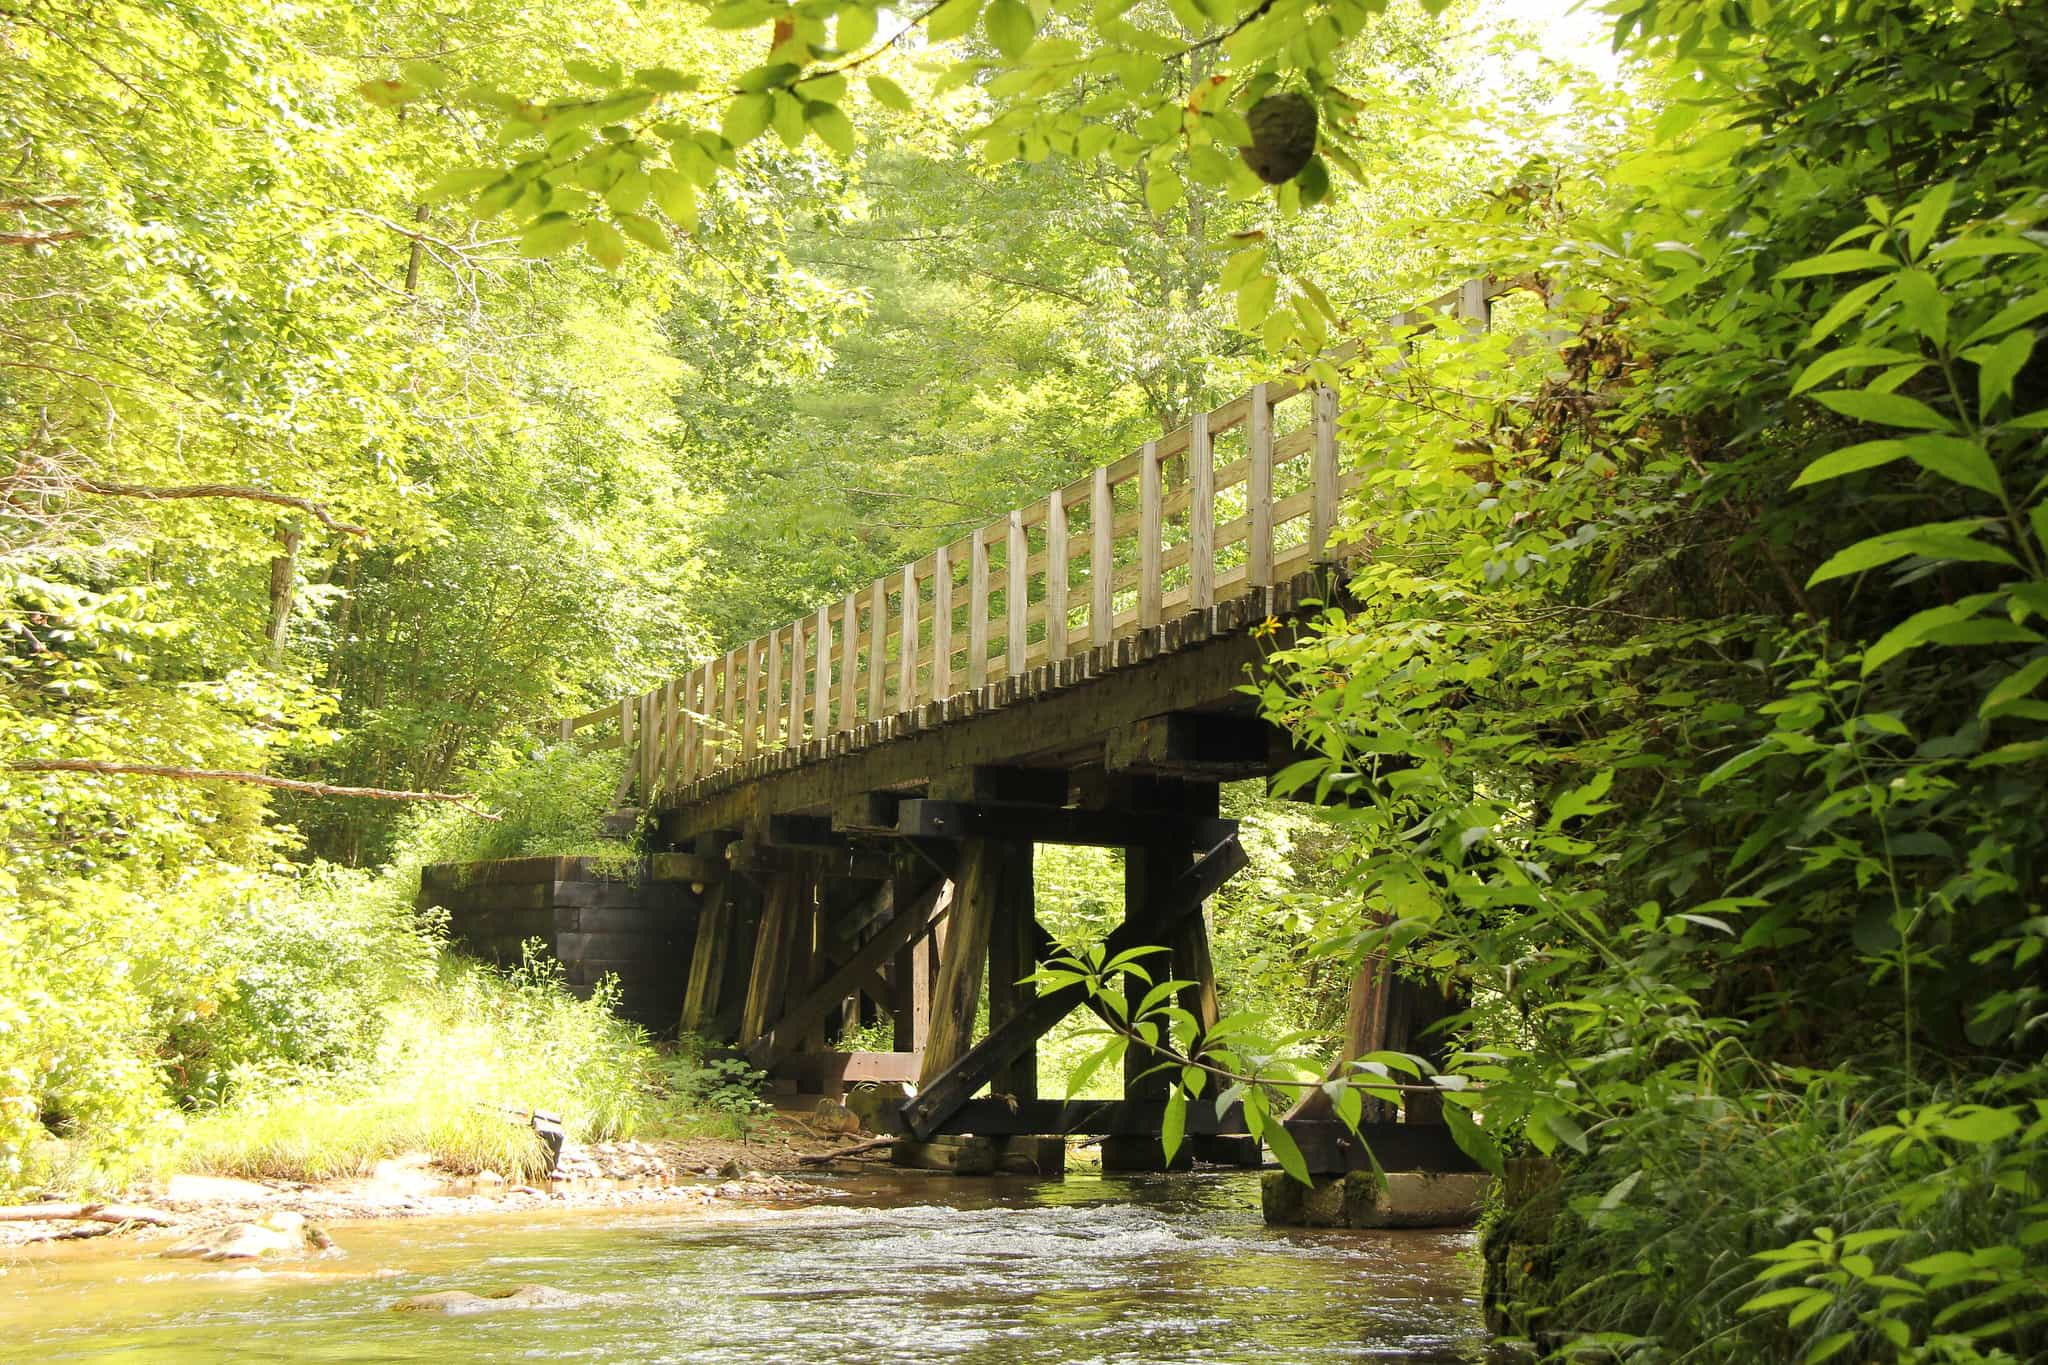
xmin=541 ymin=278 xmax=1513 ymax=1178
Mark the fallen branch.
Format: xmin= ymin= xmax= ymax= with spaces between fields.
xmin=70 ymin=480 xmax=368 ymax=536
xmin=9 ymin=761 xmax=497 ymax=819
xmin=0 ymin=1202 xmax=178 ymax=1226
xmin=797 ymin=1136 xmax=900 ymax=1165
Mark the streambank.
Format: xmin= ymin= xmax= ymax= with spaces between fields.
xmin=0 ymin=1119 xmax=853 ymax=1255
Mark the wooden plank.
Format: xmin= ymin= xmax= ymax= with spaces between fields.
xmin=764 ymin=627 xmax=782 ymax=753
xmin=1138 ymin=440 xmax=1162 ymax=628
xmin=679 ymin=874 xmax=731 ymax=1035
xmin=738 ymin=870 xmax=803 ymax=1047
xmin=1006 ymin=510 xmax=1027 ymax=678
xmin=1123 ymin=844 xmax=1173 ymax=1100
xmin=900 ymin=833 xmax=1246 ymax=1140
xmin=892 ymin=564 xmax=915 ymax=715
xmin=1190 ymin=409 xmax=1214 ymax=609
xmin=772 ymin=1051 xmax=924 ymax=1092
xmin=742 ymin=640 xmax=760 ymax=760
xmin=789 ymin=616 xmax=807 ymax=751
xmin=1312 ymin=384 xmax=1339 ymax=560
xmin=749 ymin=875 xmax=946 ymax=1068
xmin=721 ymin=649 xmax=739 ymax=770
xmin=932 ymin=542 xmax=953 ymax=702
xmin=1248 ymin=382 xmax=1273 ymax=586
xmin=813 ymin=604 xmax=831 ymax=738
xmin=838 ymin=593 xmax=858 ymax=732
xmin=918 ymin=838 xmax=1004 ymax=1086
xmin=968 ymin=527 xmax=990 ymax=689
xmin=1045 ymin=488 xmax=1068 ymax=662
xmin=867 ymin=578 xmax=887 ymax=722
xmin=893 ymin=905 xmax=933 ymax=1053
xmin=1090 ymin=466 xmax=1113 ymax=646
xmin=988 ymin=845 xmax=1039 ymax=1103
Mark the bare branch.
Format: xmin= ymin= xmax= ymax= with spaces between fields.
xmin=68 ymin=480 xmax=369 ymax=535
xmin=10 ymin=761 xmax=497 ymax=819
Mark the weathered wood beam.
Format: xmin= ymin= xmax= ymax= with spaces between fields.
xmin=678 ymin=874 xmax=731 ymax=1037
xmin=737 ymin=870 xmax=803 ymax=1047
xmin=917 ymin=840 xmax=1012 ymax=1085
xmin=988 ymin=846 xmax=1040 ymax=1103
xmin=748 ymin=875 xmax=948 ymax=1068
xmin=927 ymin=764 xmax=1069 ymax=807
xmin=893 ymin=799 xmax=1234 ymax=850
xmin=1104 ymin=712 xmax=1274 ymax=781
xmin=900 ymin=833 xmax=1247 ymax=1140
xmin=648 ymin=851 xmax=724 ymax=884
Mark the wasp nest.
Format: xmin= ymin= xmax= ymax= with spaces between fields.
xmin=1241 ymin=91 xmax=1319 ymax=185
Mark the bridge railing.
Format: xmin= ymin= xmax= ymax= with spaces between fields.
xmin=548 ymin=277 xmax=1508 ymax=803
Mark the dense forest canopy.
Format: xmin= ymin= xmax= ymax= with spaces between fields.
xmin=4 ymin=0 xmax=2046 ymax=1358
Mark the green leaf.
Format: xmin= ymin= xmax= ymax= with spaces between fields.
xmin=1811 ymin=389 xmax=1953 ymax=431
xmin=518 ymin=213 xmax=583 ymax=258
xmin=1145 ymin=168 xmax=1183 ymax=215
xmin=1902 ymin=434 xmax=2002 ymax=496
xmin=1804 ymin=276 xmax=1893 ymax=349
xmin=1805 ymin=1330 xmax=1859 ymax=1364
xmin=927 ymin=0 xmax=982 ymax=42
xmin=422 ymin=166 xmax=502 ymax=202
xmin=1965 ymin=329 xmax=2035 ymax=419
xmin=1543 ymin=1107 xmax=1590 ymax=1154
xmin=614 ymin=211 xmax=668 ymax=251
xmin=805 ymin=101 xmax=856 ymax=156
xmin=1964 ymin=289 xmax=2048 ymax=347
xmin=1791 ymin=346 xmax=1922 ymax=396
xmin=866 ymin=74 xmax=912 ymax=110
xmin=837 ymin=3 xmax=878 ymax=51
xmin=1064 ymin=1035 xmax=1126 ymax=1098
xmin=721 ymin=93 xmax=775 ymax=146
xmin=1777 ymin=249 xmax=1894 ymax=279
xmin=634 ymin=66 xmax=698 ymax=93
xmin=1161 ymin=1086 xmax=1186 ymax=1165
xmin=771 ymin=91 xmax=808 ymax=148
xmin=584 ymin=217 xmax=626 ymax=269
xmin=985 ymin=0 xmax=1035 ymax=58
xmin=1792 ymin=439 xmax=1912 ymax=487
xmin=649 ymin=168 xmax=699 ymax=232
xmin=1982 ymin=656 xmax=2048 ymax=716
xmin=1904 ymin=180 xmax=1956 ymax=258
xmin=1263 ymin=1116 xmax=1312 ymax=1186
xmin=1441 ymin=1099 xmax=1502 ymax=1175
xmin=1863 ymin=597 xmax=1997 ymax=675
xmin=1809 ymin=528 xmax=2015 ymax=587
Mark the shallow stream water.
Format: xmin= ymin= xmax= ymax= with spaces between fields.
xmin=2 ymin=1171 xmax=1486 ymax=1363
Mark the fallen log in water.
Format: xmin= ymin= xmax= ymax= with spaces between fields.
xmin=0 ymin=1202 xmax=179 ymax=1226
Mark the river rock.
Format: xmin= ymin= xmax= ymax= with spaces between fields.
xmin=163 ymin=1210 xmax=334 ymax=1261
xmin=391 ymin=1284 xmax=584 ymax=1314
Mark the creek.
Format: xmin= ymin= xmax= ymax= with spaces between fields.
xmin=2 ymin=1171 xmax=1487 ymax=1362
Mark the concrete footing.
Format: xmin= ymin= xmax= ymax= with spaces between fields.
xmin=1261 ymin=1169 xmax=1490 ymax=1228
xmin=891 ymin=1136 xmax=1066 ymax=1176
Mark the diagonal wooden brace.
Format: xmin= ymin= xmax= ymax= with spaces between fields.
xmin=897 ymin=832 xmax=1247 ymax=1141
xmin=748 ymin=874 xmax=950 ymax=1069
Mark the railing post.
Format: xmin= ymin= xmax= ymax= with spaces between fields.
xmin=1458 ymin=277 xmax=1491 ymax=327
xmin=721 ymin=650 xmax=739 ymax=769
xmin=932 ymin=543 xmax=953 ymax=702
xmin=639 ymin=690 xmax=655 ymax=800
xmin=1189 ymin=411 xmax=1214 ymax=609
xmin=813 ymin=604 xmax=831 ymax=741
xmin=557 ymin=716 xmax=573 ymax=743
xmin=1312 ymin=385 xmax=1340 ymax=562
xmin=867 ymin=578 xmax=887 ymax=722
xmin=969 ymin=527 xmax=989 ymax=688
xmin=679 ymin=675 xmax=696 ymax=789
xmin=1045 ymin=490 xmax=1068 ymax=661
xmin=743 ymin=640 xmax=761 ymax=759
xmin=899 ymin=563 xmax=919 ymax=713
xmin=1007 ymin=509 xmax=1027 ymax=676
xmin=838 ymin=594 xmax=858 ymax=734
xmin=1139 ymin=439 xmax=1162 ymax=629
xmin=1248 ymin=382 xmax=1273 ymax=587
xmin=1091 ymin=467 xmax=1112 ymax=647
xmin=697 ymin=661 xmax=717 ymax=778
xmin=765 ymin=628 xmax=782 ymax=752
xmin=787 ymin=616 xmax=806 ymax=751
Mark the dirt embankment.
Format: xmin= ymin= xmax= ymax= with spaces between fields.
xmin=1 ymin=1116 xmax=860 ymax=1253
